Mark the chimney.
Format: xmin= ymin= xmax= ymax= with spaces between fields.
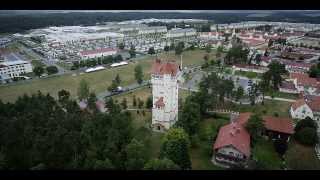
xmin=236 ymin=128 xmax=241 ymax=134
xmin=230 ymin=112 xmax=239 ymax=123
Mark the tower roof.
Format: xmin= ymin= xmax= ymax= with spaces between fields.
xmin=151 ymin=59 xmax=179 ymax=76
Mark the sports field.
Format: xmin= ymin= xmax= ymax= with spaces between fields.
xmin=0 ymin=49 xmax=213 ymax=103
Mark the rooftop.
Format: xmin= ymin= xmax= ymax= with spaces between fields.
xmin=263 ymin=116 xmax=294 ymax=135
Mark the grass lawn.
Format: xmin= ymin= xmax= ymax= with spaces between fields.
xmin=285 ymin=140 xmax=320 ymax=170
xmin=234 ymin=70 xmax=260 ymax=79
xmin=266 ymin=90 xmax=299 ymax=100
xmin=113 ymin=86 xmax=152 ymax=109
xmin=190 ymin=116 xmax=229 ymax=170
xmin=0 ymin=49 xmax=210 ymax=103
xmin=230 ymin=100 xmax=292 ymax=118
xmin=252 ymin=138 xmax=282 ymax=170
xmin=31 ymin=59 xmax=45 ymax=67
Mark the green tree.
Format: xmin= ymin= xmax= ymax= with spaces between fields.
xmin=164 ymin=45 xmax=170 ymax=52
xmin=148 ymin=47 xmax=156 ymax=55
xmin=46 ymin=66 xmax=58 ymax=75
xmin=77 ymin=79 xmax=90 ymax=101
xmin=245 ymin=114 xmax=264 ymax=142
xmin=235 ymin=86 xmax=244 ymax=101
xmin=118 ymin=42 xmax=125 ymax=50
xmin=175 ymin=42 xmax=184 ymax=55
xmin=138 ymin=98 xmax=144 ymax=109
xmin=93 ymin=158 xmax=114 ymax=170
xmin=33 ymin=66 xmax=44 ymax=77
xmin=125 ymin=138 xmax=148 ymax=170
xmin=114 ymin=54 xmax=123 ymax=62
xmin=87 ymin=92 xmax=98 ymax=112
xmin=129 ymin=45 xmax=136 ymax=58
xmin=144 ymin=158 xmax=180 ymax=170
xmin=177 ymin=97 xmax=201 ymax=136
xmin=265 ymin=61 xmax=287 ymax=90
xmin=121 ymin=98 xmax=127 ymax=110
xmin=115 ymin=74 xmax=121 ymax=85
xmin=308 ymin=63 xmax=320 ymax=78
xmin=205 ymin=44 xmax=211 ymax=53
xmin=58 ymin=89 xmax=70 ymax=106
xmin=146 ymin=96 xmax=153 ymax=109
xmin=132 ymin=95 xmax=137 ymax=107
xmin=160 ymin=128 xmax=191 ymax=169
xmin=295 ymin=117 xmax=318 ymax=132
xmin=294 ymin=127 xmax=318 ymax=146
xmin=134 ymin=65 xmax=144 ymax=84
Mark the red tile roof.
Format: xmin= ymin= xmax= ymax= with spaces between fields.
xmin=280 ymin=81 xmax=297 ymax=90
xmin=290 ymin=73 xmax=320 ymax=88
xmin=305 ymin=95 xmax=320 ymax=112
xmin=214 ymin=122 xmax=251 ymax=157
xmin=213 ymin=113 xmax=251 ymax=157
xmin=236 ymin=112 xmax=252 ymax=126
xmin=291 ymin=98 xmax=307 ymax=111
xmin=80 ymin=48 xmax=118 ymax=56
xmin=151 ymin=59 xmax=179 ymax=76
xmin=263 ymin=116 xmax=294 ymax=135
xmin=155 ymin=97 xmax=165 ymax=108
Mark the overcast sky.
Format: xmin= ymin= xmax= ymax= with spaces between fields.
xmin=3 ymin=10 xmax=320 ymax=14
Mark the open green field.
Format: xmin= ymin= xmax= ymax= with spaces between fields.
xmin=234 ymin=70 xmax=260 ymax=79
xmin=0 ymin=49 xmax=209 ymax=103
xmin=230 ymin=100 xmax=292 ymax=118
xmin=252 ymin=138 xmax=283 ymax=169
xmin=266 ymin=90 xmax=299 ymax=100
xmin=286 ymin=140 xmax=320 ymax=170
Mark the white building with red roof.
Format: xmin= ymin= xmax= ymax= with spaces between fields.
xmin=151 ymin=59 xmax=181 ymax=131
xmin=213 ymin=113 xmax=252 ymax=167
xmin=290 ymin=95 xmax=320 ymax=125
xmin=79 ymin=48 xmax=118 ymax=59
xmin=289 ymin=72 xmax=320 ymax=96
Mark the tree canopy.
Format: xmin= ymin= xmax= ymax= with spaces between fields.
xmin=160 ymin=128 xmax=191 ymax=170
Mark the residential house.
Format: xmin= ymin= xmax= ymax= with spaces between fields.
xmin=289 ymin=73 xmax=320 ymax=96
xmin=262 ymin=116 xmax=294 ymax=142
xmin=279 ymin=81 xmax=299 ymax=94
xmin=213 ymin=113 xmax=252 ymax=167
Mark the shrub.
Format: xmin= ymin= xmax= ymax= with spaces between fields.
xmin=294 ymin=127 xmax=318 ymax=146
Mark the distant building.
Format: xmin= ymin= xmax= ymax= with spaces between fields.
xmin=79 ymin=48 xmax=118 ymax=60
xmin=279 ymin=81 xmax=299 ymax=94
xmin=166 ymin=28 xmax=197 ymax=38
xmin=151 ymin=59 xmax=181 ymax=132
xmin=289 ymin=72 xmax=320 ymax=96
xmin=0 ymin=60 xmax=33 ymax=78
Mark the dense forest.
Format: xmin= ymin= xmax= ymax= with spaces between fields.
xmin=1 ymin=11 xmax=320 ymax=34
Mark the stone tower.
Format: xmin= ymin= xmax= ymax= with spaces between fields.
xmin=151 ymin=59 xmax=181 ymax=132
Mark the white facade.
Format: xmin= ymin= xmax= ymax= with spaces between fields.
xmin=151 ymin=64 xmax=180 ymax=131
xmin=290 ymin=104 xmax=314 ymax=120
xmin=0 ymin=60 xmax=33 ymax=78
xmin=167 ymin=28 xmax=197 ymax=38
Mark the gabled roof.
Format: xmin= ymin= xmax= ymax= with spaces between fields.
xmin=280 ymin=81 xmax=297 ymax=90
xmin=263 ymin=116 xmax=294 ymax=135
xmin=291 ymin=98 xmax=307 ymax=111
xmin=214 ymin=122 xmax=251 ymax=157
xmin=290 ymin=73 xmax=320 ymax=88
xmin=151 ymin=59 xmax=179 ymax=76
xmin=213 ymin=113 xmax=251 ymax=157
xmin=305 ymin=95 xmax=320 ymax=112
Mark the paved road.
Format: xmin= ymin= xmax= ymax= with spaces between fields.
xmin=264 ymin=96 xmax=296 ymax=102
xmin=96 ymin=81 xmax=150 ymax=100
